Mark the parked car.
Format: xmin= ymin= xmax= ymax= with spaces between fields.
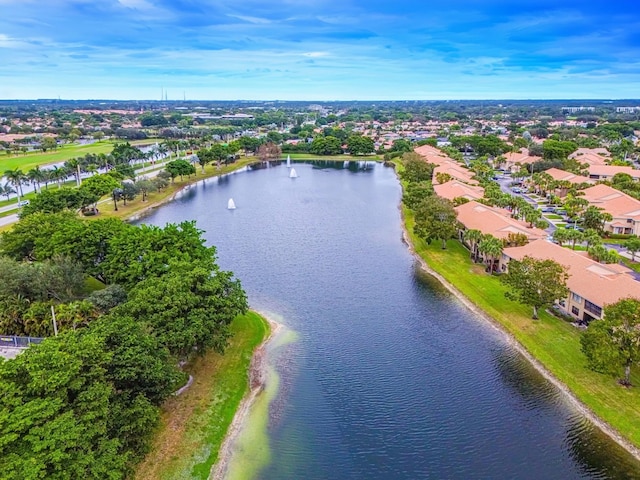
xmin=540 ymin=206 xmax=555 ymax=213
xmin=17 ymin=200 xmax=29 ymax=206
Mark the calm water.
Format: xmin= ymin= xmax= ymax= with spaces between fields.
xmin=138 ymin=162 xmax=640 ymax=479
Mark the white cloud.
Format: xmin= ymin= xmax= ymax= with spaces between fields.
xmin=0 ymin=34 xmax=23 ymax=48
xmin=302 ymin=51 xmax=329 ymax=58
xmin=118 ymin=0 xmax=154 ymax=10
xmin=227 ymin=14 xmax=272 ymax=24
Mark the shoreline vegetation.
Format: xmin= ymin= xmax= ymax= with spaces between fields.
xmin=396 ymin=180 xmax=640 ymax=461
xmin=133 ymin=311 xmax=271 ymax=480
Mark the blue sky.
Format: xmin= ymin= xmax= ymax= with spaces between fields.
xmin=0 ymin=0 xmax=638 ymax=100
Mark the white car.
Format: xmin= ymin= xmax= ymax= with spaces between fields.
xmin=17 ymin=200 xmax=29 ymax=206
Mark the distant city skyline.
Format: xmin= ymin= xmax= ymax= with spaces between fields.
xmin=0 ymin=0 xmax=638 ymax=100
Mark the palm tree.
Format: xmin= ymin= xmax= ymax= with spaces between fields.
xmin=0 ymin=183 xmax=16 ymax=201
xmin=64 ymin=158 xmax=82 ymax=186
xmin=85 ymin=164 xmax=98 ymax=176
xmin=478 ymin=234 xmax=503 ymax=274
xmin=463 ymin=229 xmax=483 ymax=262
xmin=49 ymin=166 xmax=69 ymax=189
xmin=27 ymin=166 xmax=45 ymax=193
xmin=3 ymin=168 xmax=26 ymax=201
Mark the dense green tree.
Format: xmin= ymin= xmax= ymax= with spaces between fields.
xmin=625 ymin=237 xmax=640 ymax=262
xmin=390 ymin=139 xmax=413 ymax=153
xmin=402 ymin=181 xmax=434 ymax=209
xmin=542 ymin=139 xmax=578 ymax=160
xmin=0 ymin=211 xmax=80 ymax=261
xmin=309 ymin=136 xmax=342 ymax=155
xmin=116 ymin=261 xmax=247 ymax=358
xmin=111 ymin=142 xmax=143 ymax=164
xmin=79 ymin=174 xmax=121 ymax=199
xmin=102 ymin=221 xmax=212 ymax=288
xmin=347 ymin=134 xmax=375 ymax=155
xmin=583 ymin=229 xmax=603 ymax=249
xmin=237 ymin=136 xmax=262 ymax=155
xmin=20 ymin=188 xmax=97 ymax=217
xmin=582 ymin=206 xmax=613 ymax=233
xmin=501 ymin=256 xmax=569 ymax=319
xmin=165 ymin=159 xmax=195 ymax=182
xmin=588 ymin=244 xmax=619 ymax=264
xmin=581 ymin=298 xmax=640 ymax=386
xmin=413 ymin=196 xmax=458 ymax=249
xmin=120 ymin=182 xmax=138 ymax=205
xmin=0 ymin=312 xmax=182 ymax=478
xmin=40 ymin=136 xmax=58 ymax=152
xmin=400 ymin=152 xmax=434 ymax=183
xmin=135 ymin=179 xmax=157 ymax=202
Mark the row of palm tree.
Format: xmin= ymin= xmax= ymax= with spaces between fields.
xmin=463 ymin=229 xmax=504 ymax=274
xmin=2 ymin=166 xmax=77 ymax=202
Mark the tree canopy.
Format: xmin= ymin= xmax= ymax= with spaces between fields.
xmin=501 ymin=256 xmax=569 ymax=319
xmin=413 ymin=196 xmax=458 ymax=249
xmin=581 ymin=298 xmax=640 ymax=386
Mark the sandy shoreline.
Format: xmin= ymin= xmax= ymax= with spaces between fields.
xmin=209 ymin=313 xmax=282 ymax=480
xmin=399 ymin=217 xmax=640 ymax=462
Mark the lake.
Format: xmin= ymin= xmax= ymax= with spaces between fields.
xmin=138 ymin=161 xmax=640 ymax=479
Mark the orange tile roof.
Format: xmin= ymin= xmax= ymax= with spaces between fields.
xmin=502 ymin=149 xmax=540 ymax=166
xmin=433 ymin=162 xmax=477 ymax=185
xmin=455 ymin=201 xmax=547 ymax=241
xmin=545 ymin=167 xmax=594 ymax=184
xmin=434 ymin=180 xmax=485 ymax=201
xmin=503 ymin=241 xmax=640 ymax=307
xmin=581 ymin=184 xmax=640 ymax=220
xmin=588 ymin=165 xmax=640 ymax=179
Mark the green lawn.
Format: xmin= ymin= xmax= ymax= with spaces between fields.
xmin=620 ymin=258 xmax=640 ymax=273
xmin=403 ymin=205 xmax=640 ymax=449
xmin=135 ymin=312 xmax=269 ymax=480
xmin=0 ymin=139 xmax=157 ymax=172
xmin=545 ymin=214 xmax=563 ymax=220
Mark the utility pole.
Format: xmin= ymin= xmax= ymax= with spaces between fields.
xmin=51 ymin=305 xmax=58 ymax=336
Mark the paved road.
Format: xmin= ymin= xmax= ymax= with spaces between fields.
xmin=496 ymin=175 xmax=556 ymax=236
xmin=0 ymin=159 xmax=174 ymax=224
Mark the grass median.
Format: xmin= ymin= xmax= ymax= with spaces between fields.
xmin=402 ymin=205 xmax=640 ymax=449
xmin=134 ymin=311 xmax=270 ymax=480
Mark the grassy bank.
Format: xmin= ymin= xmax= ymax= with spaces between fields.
xmin=134 ymin=311 xmax=270 ymax=480
xmin=91 ymin=158 xmax=256 ymax=221
xmin=402 ymin=205 xmax=640 ymax=449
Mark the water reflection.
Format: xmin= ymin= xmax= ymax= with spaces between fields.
xmin=493 ymin=348 xmax=640 ymax=479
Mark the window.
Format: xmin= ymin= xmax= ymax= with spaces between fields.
xmin=584 ymin=301 xmax=602 ymax=318
xmin=571 ymin=306 xmax=580 ymax=316
xmin=571 ymin=292 xmax=582 ymax=304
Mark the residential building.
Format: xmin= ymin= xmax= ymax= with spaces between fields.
xmin=434 ymin=180 xmax=485 ymax=202
xmin=588 ymin=165 xmax=640 ymax=182
xmin=569 ymin=148 xmax=610 ymax=167
xmin=581 ymin=184 xmax=640 ymax=235
xmin=501 ymin=241 xmax=640 ymax=323
xmin=455 ymin=201 xmax=547 ymax=243
xmin=501 ymin=149 xmax=540 ymax=173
